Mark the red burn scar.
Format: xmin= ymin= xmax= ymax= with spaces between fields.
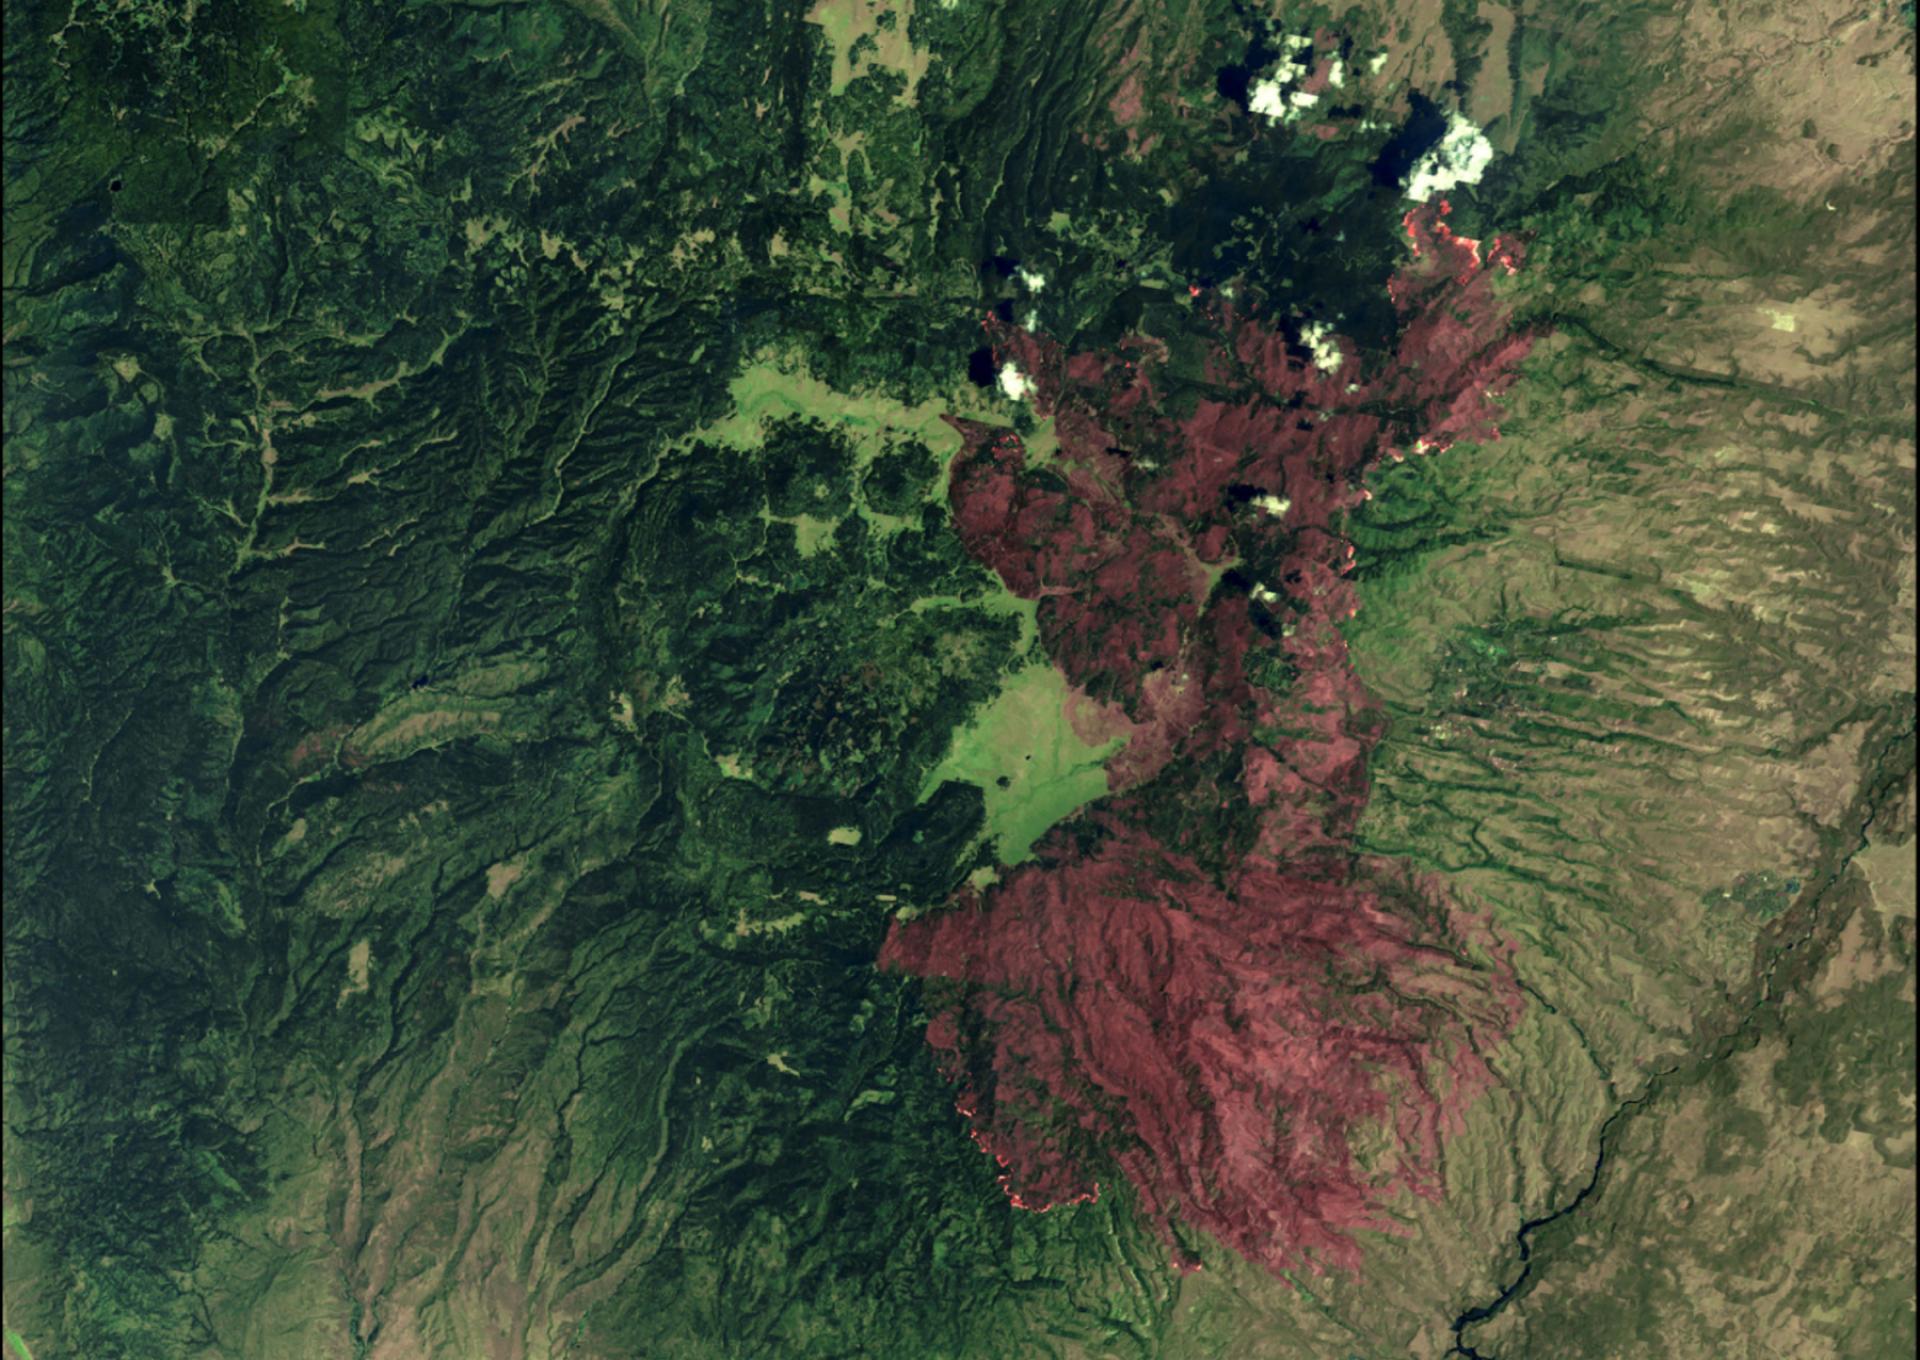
xmin=882 ymin=207 xmax=1530 ymax=1279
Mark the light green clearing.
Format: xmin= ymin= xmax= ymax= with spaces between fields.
xmin=909 ymin=590 xmax=1040 ymax=653
xmin=789 ymin=513 xmax=839 ymax=555
xmin=697 ymin=352 xmax=987 ymax=540
xmin=700 ymin=356 xmax=1114 ymax=863
xmin=919 ymin=663 xmax=1124 ymax=864
xmin=805 ymin=0 xmax=933 ymax=102
xmin=5 ymin=1327 xmax=34 ymax=1360
xmin=1020 ymin=413 xmax=1059 ymax=468
xmin=700 ymin=353 xmax=964 ymax=464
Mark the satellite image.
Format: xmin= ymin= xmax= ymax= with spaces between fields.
xmin=2 ymin=1 xmax=1915 ymax=1357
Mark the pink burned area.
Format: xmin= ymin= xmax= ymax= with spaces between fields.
xmin=879 ymin=208 xmax=1531 ymax=1278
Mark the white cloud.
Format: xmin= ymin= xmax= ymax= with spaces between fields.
xmin=1300 ymin=321 xmax=1342 ymax=372
xmin=1252 ymin=493 xmax=1292 ymax=517
xmin=997 ymin=363 xmax=1033 ymax=401
xmin=1249 ymin=77 xmax=1289 ymax=119
xmin=1015 ymin=266 xmax=1047 ymax=292
xmin=1249 ymin=76 xmax=1320 ymax=123
xmin=1404 ymin=112 xmax=1494 ymax=201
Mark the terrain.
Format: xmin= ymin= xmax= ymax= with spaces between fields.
xmin=3 ymin=2 xmax=1914 ymax=1358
